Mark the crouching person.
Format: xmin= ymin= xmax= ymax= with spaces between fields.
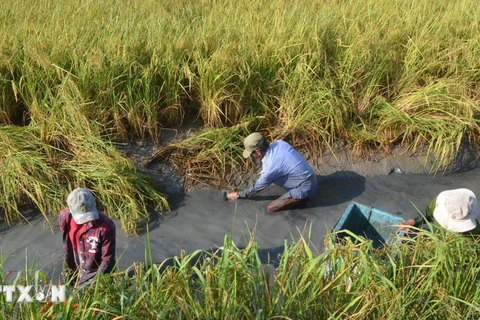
xmin=58 ymin=187 xmax=116 ymax=286
xmin=226 ymin=132 xmax=317 ymax=213
xmin=397 ymin=188 xmax=480 ymax=237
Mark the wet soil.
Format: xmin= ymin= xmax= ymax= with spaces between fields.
xmin=2 ymin=127 xmax=478 ymax=283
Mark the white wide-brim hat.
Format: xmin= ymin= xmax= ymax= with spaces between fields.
xmin=433 ymin=188 xmax=478 ymax=232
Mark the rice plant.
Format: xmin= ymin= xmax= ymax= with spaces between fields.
xmin=1 ymin=0 xmax=480 ymax=227
xmin=146 ymin=120 xmax=265 ymax=190
xmin=2 ymin=228 xmax=479 ymax=319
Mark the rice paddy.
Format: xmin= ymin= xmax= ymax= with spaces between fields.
xmin=1 ymin=0 xmax=480 ymax=317
xmin=1 ymin=230 xmax=480 ymax=319
xmin=1 ymin=0 xmax=480 ymax=229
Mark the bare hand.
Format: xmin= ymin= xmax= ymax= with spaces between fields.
xmin=226 ymin=192 xmax=240 ymax=200
xmin=396 ymin=218 xmax=416 ymax=235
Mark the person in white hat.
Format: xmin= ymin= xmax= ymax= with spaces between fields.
xmin=398 ymin=188 xmax=480 ymax=236
xmin=58 ymin=187 xmax=116 ymax=286
xmin=226 ymin=132 xmax=317 ymax=213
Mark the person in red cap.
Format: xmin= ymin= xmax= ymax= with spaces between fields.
xmin=226 ymin=132 xmax=317 ymax=213
xmin=397 ymin=188 xmax=480 ymax=236
xmin=58 ymin=187 xmax=116 ymax=286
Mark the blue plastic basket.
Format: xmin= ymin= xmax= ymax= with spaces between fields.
xmin=333 ymin=201 xmax=405 ymax=248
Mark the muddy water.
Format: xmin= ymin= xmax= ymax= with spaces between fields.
xmin=1 ymin=166 xmax=479 ymax=283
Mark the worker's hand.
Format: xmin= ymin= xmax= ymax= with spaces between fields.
xmin=396 ymin=218 xmax=416 ymax=235
xmin=226 ymin=191 xmax=240 ymax=200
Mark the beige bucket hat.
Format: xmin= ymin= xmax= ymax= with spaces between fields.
xmin=242 ymin=132 xmax=265 ymax=158
xmin=433 ymin=188 xmax=478 ymax=232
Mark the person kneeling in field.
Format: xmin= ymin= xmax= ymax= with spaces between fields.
xmin=397 ymin=188 xmax=480 ymax=237
xmin=58 ymin=187 xmax=116 ymax=286
xmin=226 ymin=132 xmax=317 ymax=213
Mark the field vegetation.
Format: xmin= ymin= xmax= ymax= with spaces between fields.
xmin=1 ymin=0 xmax=480 ymax=230
xmin=2 ymin=230 xmax=480 ymax=319
xmin=1 ymin=0 xmax=480 ymax=316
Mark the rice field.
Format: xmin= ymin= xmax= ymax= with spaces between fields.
xmin=1 ymin=0 xmax=480 ymax=230
xmin=1 ymin=230 xmax=480 ymax=319
xmin=1 ymin=1 xmax=480 ymax=316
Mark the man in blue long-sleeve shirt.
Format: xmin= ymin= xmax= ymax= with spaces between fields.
xmin=226 ymin=132 xmax=317 ymax=213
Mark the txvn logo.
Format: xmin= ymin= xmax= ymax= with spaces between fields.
xmin=1 ymin=285 xmax=66 ymax=303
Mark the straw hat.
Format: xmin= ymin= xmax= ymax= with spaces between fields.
xmin=433 ymin=188 xmax=479 ymax=232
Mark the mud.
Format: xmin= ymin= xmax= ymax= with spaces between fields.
xmin=1 ymin=129 xmax=479 ymax=284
